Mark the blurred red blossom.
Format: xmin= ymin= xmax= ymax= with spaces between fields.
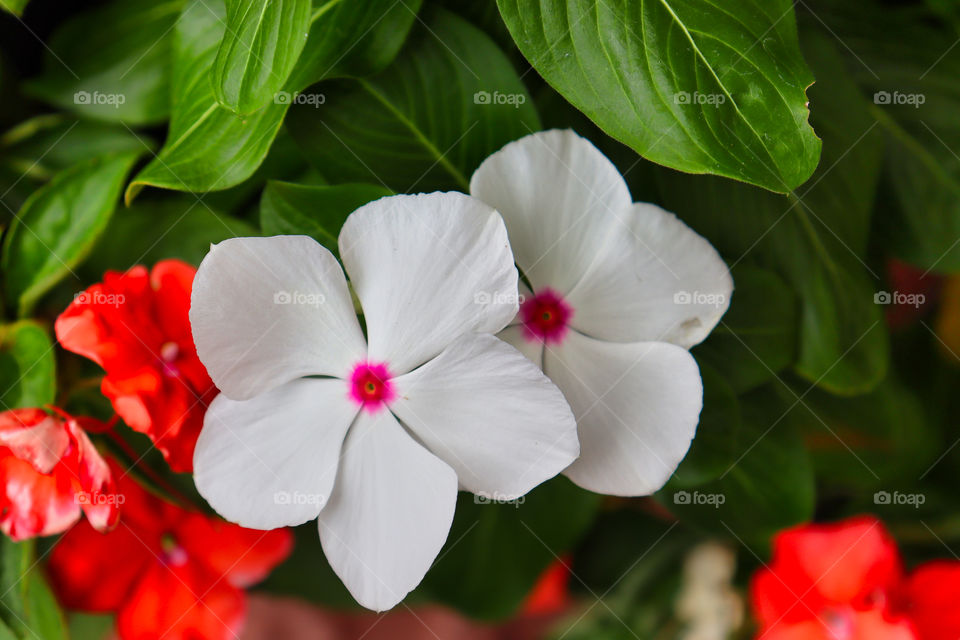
xmin=0 ymin=407 xmax=118 ymax=541
xmin=750 ymin=515 xmax=960 ymax=640
xmin=48 ymin=462 xmax=292 ymax=640
xmin=884 ymin=259 xmax=942 ymax=330
xmin=522 ymin=556 xmax=573 ymax=616
xmin=56 ymin=260 xmax=216 ymax=472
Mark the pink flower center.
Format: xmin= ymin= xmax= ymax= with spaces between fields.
xmin=349 ymin=362 xmax=395 ymax=412
xmin=159 ymin=341 xmax=181 ymax=378
xmin=822 ymin=607 xmax=855 ymax=640
xmin=521 ymin=289 xmax=573 ymax=344
xmin=161 ymin=534 xmax=188 ymax=567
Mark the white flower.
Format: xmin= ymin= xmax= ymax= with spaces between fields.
xmin=188 ymin=192 xmax=579 ymax=611
xmin=470 ymin=129 xmax=733 ymax=496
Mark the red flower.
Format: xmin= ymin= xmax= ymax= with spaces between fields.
xmin=751 ymin=516 xmax=960 ymax=640
xmin=56 ymin=260 xmax=216 ymax=472
xmin=0 ymin=407 xmax=118 ymax=541
xmin=523 ymin=557 xmax=572 ymax=616
xmin=48 ymin=465 xmax=292 ymax=640
xmin=898 ymin=562 xmax=960 ymax=640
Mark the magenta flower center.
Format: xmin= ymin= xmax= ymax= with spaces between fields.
xmin=349 ymin=362 xmax=396 ymax=412
xmin=521 ymin=289 xmax=573 ymax=344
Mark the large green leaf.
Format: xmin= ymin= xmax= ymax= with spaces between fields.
xmin=793 ymin=376 xmax=938 ymax=491
xmin=0 ymin=0 xmax=28 ymax=17
xmin=659 ymin=384 xmax=816 ymax=547
xmin=657 ymin=33 xmax=887 ymax=394
xmin=1 ymin=116 xmax=147 ymax=182
xmin=811 ymin=1 xmax=960 ymax=272
xmin=2 ymin=152 xmax=142 ymax=317
xmin=419 ymin=477 xmax=600 ymax=619
xmin=0 ymin=539 xmax=67 ymax=640
xmin=495 ymin=0 xmax=821 ymax=193
xmin=25 ymin=0 xmax=182 ymax=125
xmin=126 ymin=0 xmax=420 ymax=201
xmin=0 ymin=321 xmax=55 ymax=410
xmin=669 ymin=364 xmax=740 ymax=488
xmin=260 ymin=181 xmax=391 ymax=254
xmin=286 ymin=8 xmax=541 ymax=192
xmin=83 ymin=196 xmax=258 ymax=276
xmin=212 ymin=0 xmax=312 ymax=114
xmin=285 ymin=0 xmax=423 ymax=90
xmin=694 ymin=266 xmax=798 ymax=394
xmin=125 ymin=0 xmax=287 ymax=201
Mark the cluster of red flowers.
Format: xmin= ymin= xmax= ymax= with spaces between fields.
xmin=751 ymin=516 xmax=960 ymax=640
xmin=0 ymin=261 xmax=291 ymax=640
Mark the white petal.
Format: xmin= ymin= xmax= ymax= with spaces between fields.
xmin=470 ymin=129 xmax=631 ymax=294
xmin=191 ymin=236 xmax=366 ymax=400
xmin=392 ymin=333 xmax=578 ymax=499
xmin=544 ymin=332 xmax=702 ymax=496
xmin=338 ymin=192 xmax=518 ymax=374
xmin=318 ymin=410 xmax=457 ymax=611
xmin=565 ymin=203 xmax=733 ymax=348
xmin=193 ymin=378 xmax=357 ymax=529
xmin=497 ymin=324 xmax=543 ymax=368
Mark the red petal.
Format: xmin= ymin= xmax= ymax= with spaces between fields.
xmin=522 ymin=557 xmax=572 ymax=615
xmin=0 ymin=409 xmax=69 ymax=474
xmin=901 ymin=561 xmax=960 ymax=640
xmin=751 ymin=517 xmax=902 ymax=626
xmin=57 ymin=262 xmax=214 ymax=474
xmin=116 ymin=561 xmax=245 ymax=640
xmin=177 ymin=515 xmax=292 ymax=589
xmin=0 ymin=455 xmax=79 ymax=540
xmin=758 ymin=608 xmax=917 ymax=640
xmin=64 ymin=419 xmax=120 ymax=531
xmin=47 ymin=517 xmax=150 ymax=612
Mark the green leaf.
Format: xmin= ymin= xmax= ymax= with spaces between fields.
xmin=419 ymin=478 xmax=600 ymax=620
xmin=2 ymin=151 xmax=142 ymax=317
xmin=1 ymin=115 xmax=148 ymax=182
xmin=285 ymin=0 xmax=424 ymax=90
xmin=794 ymin=376 xmax=938 ymax=491
xmin=0 ymin=322 xmax=55 ymax=410
xmin=0 ymin=539 xmax=67 ymax=640
xmin=260 ymin=181 xmax=391 ymax=253
xmin=83 ymin=196 xmax=258 ymax=276
xmin=24 ymin=0 xmax=182 ymax=125
xmin=495 ymin=0 xmax=821 ymax=193
xmin=286 ymin=8 xmax=541 ymax=192
xmin=0 ymin=0 xmax=28 ymax=17
xmin=212 ymin=0 xmax=312 ymax=114
xmin=125 ymin=0 xmax=288 ymax=201
xmin=813 ymin=2 xmax=960 ymax=273
xmin=694 ymin=266 xmax=798 ymax=394
xmin=670 ymin=363 xmax=740 ymax=487
xmin=656 ymin=33 xmax=888 ymax=394
xmin=659 ymin=385 xmax=815 ymax=547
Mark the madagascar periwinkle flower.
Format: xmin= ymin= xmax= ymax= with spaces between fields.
xmin=470 ymin=129 xmax=733 ymax=496
xmin=188 ymin=192 xmax=579 ymax=611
